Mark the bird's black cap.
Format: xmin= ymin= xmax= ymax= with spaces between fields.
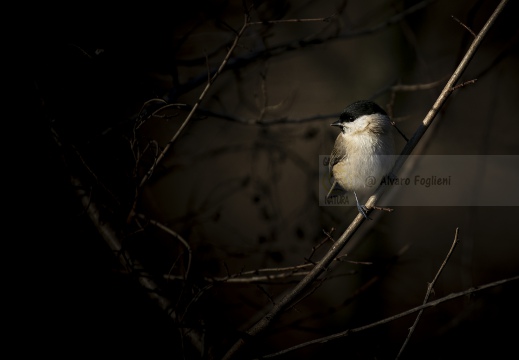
xmin=331 ymin=100 xmax=387 ymax=126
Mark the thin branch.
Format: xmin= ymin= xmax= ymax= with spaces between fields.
xmin=139 ymin=17 xmax=248 ymax=187
xmin=66 ymin=174 xmax=204 ymax=355
xmin=451 ymin=15 xmax=477 ymax=37
xmin=230 ymin=264 xmax=318 ymax=274
xmin=341 ymin=0 xmax=435 ymax=38
xmin=391 ymin=121 xmax=409 ymax=142
xmin=391 ymin=78 xmax=447 ymax=92
xmin=221 ymin=1 xmax=509 ymax=359
xmin=136 ymin=213 xmax=192 ymax=281
xmin=258 ymin=275 xmax=519 ymax=359
xmin=134 ymin=98 xmax=168 ymax=129
xmin=450 ymin=78 xmax=478 ymax=91
xmin=272 ymin=243 xmax=410 ymax=335
xmin=150 ymin=103 xmax=185 ymax=118
xmin=305 ymin=228 xmax=337 ymax=262
xmin=137 ymin=14 xmax=251 ymax=190
xmin=395 ymin=228 xmax=460 ymax=359
xmin=125 ymin=15 xmax=252 ymax=223
xmin=208 ymin=271 xmax=312 ymax=283
xmin=50 ymin=116 xmax=204 ymax=355
xmin=164 ymin=76 xmax=449 ymax=126
xmin=248 ymin=15 xmax=335 ymax=26
xmin=257 ymin=284 xmax=276 ymax=305
xmin=164 ymin=0 xmax=435 ymax=101
xmin=168 ymin=103 xmax=339 ymax=124
xmin=162 ymin=254 xmax=361 ymax=283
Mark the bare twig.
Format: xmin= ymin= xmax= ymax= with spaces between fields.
xmin=211 ymin=271 xmax=312 ymax=283
xmin=305 ymin=228 xmax=337 ymax=262
xmin=128 ymin=15 xmax=254 ymax=220
xmin=257 ymin=284 xmax=276 ymax=305
xmin=137 ymin=14 xmax=251 ymax=190
xmin=248 ymin=15 xmax=335 ymax=26
xmin=169 ymin=76 xmax=447 ymax=128
xmin=386 ymin=77 xmax=448 ymax=141
xmin=50 ymin=120 xmax=204 ymax=355
xmin=67 ymin=174 xmax=204 ymax=355
xmin=134 ymin=98 xmax=168 ymax=129
xmin=342 ymin=0 xmax=435 ymax=38
xmin=395 ymin=228 xmax=460 ymax=359
xmin=164 ymin=0 xmax=435 ymax=102
xmin=451 ymin=15 xmax=477 ymax=37
xmin=125 ymin=15 xmax=252 ymax=223
xmin=391 ymin=78 xmax=447 ymax=92
xmin=136 ymin=213 xmax=192 ymax=281
xmin=450 ymin=78 xmax=478 ymax=91
xmin=221 ymin=2 xmax=509 ymax=359
xmin=322 ymin=228 xmax=336 ymax=243
xmin=268 ymin=243 xmax=410 ymax=336
xmin=153 ymin=103 xmax=340 ymax=124
xmin=258 ymin=275 xmax=519 ymax=358
xmin=162 ymin=254 xmax=362 ymax=283
xmin=390 ymin=120 xmax=410 ymax=142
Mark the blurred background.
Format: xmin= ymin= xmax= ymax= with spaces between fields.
xmin=34 ymin=0 xmax=518 ymax=358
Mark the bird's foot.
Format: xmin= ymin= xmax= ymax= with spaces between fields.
xmin=353 ymin=192 xmax=371 ymax=220
xmin=357 ymin=203 xmax=372 ymax=220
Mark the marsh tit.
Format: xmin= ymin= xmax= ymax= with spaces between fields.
xmin=329 ymin=100 xmax=396 ymax=219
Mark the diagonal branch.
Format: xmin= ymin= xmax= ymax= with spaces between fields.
xmin=258 ymin=274 xmax=519 ymax=359
xmin=395 ymin=227 xmax=460 ymax=359
xmin=137 ymin=14 xmax=251 ymax=190
xmin=165 ymin=0 xmax=434 ymax=101
xmin=221 ymin=1 xmax=509 ymax=359
xmin=125 ymin=15 xmax=252 ymax=223
xmin=68 ymin=174 xmax=204 ymax=355
xmin=136 ymin=213 xmax=192 ymax=281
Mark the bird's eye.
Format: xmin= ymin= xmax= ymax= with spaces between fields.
xmin=339 ymin=113 xmax=354 ymax=123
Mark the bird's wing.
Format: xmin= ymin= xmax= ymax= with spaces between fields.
xmin=329 ymin=135 xmax=346 ymax=172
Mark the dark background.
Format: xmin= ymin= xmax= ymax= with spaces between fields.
xmin=28 ymin=0 xmax=519 ymax=358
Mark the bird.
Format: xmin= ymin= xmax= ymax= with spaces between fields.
xmin=328 ymin=100 xmax=396 ymax=219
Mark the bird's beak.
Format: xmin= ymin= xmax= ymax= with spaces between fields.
xmin=330 ymin=120 xmax=342 ymax=127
